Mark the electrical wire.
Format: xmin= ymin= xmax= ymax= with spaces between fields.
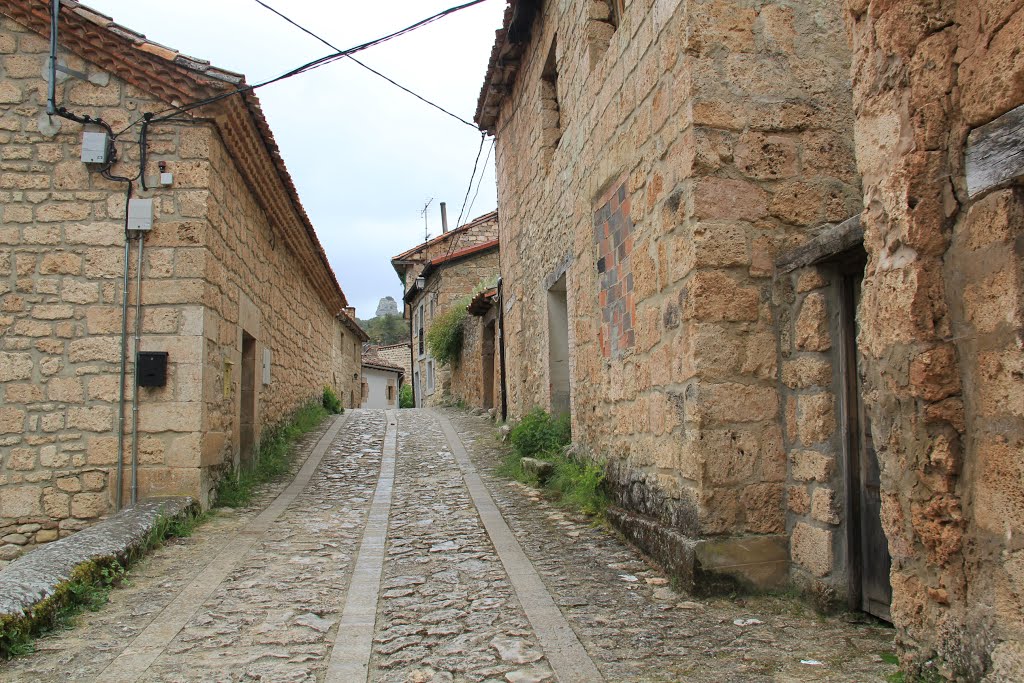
xmin=455 ymin=132 xmax=487 ymax=229
xmin=464 ymin=138 xmax=494 ymax=223
xmin=115 ymin=0 xmax=492 ymax=131
xmin=251 ymin=0 xmax=479 ymax=129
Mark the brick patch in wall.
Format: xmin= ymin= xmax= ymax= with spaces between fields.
xmin=595 ymin=180 xmax=635 ymax=358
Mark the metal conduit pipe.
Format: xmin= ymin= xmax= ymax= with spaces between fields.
xmin=115 ymin=186 xmax=133 ymax=511
xmin=129 ymin=232 xmax=146 ymax=505
xmin=47 ymin=0 xmax=59 ymax=115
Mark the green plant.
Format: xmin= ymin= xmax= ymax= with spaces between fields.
xmin=215 ymin=399 xmax=329 ymax=507
xmin=509 ymin=408 xmax=571 ymax=459
xmin=548 ymin=457 xmax=608 ymax=516
xmin=426 ymin=296 xmax=471 ymax=366
xmin=322 ymin=385 xmax=343 ymax=414
xmin=399 ymin=383 xmax=414 ymax=408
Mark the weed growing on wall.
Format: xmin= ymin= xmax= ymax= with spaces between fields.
xmin=216 ymin=399 xmax=329 ymax=507
xmin=509 ymin=408 xmax=571 ymax=458
xmin=322 ymin=385 xmax=343 ymax=414
xmin=426 ymin=296 xmax=471 ymax=366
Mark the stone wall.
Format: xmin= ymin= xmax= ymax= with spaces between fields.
xmin=450 ymin=304 xmax=501 ymax=415
xmin=490 ymin=0 xmax=856 ymax=559
xmin=372 ymin=343 xmax=412 ymax=386
xmin=410 ymin=249 xmax=499 ymax=407
xmin=396 ymin=213 xmax=498 ymax=302
xmin=332 ymin=318 xmax=363 ymax=410
xmin=0 ymin=14 xmax=354 ymax=560
xmin=845 ymin=1 xmax=1023 ymax=677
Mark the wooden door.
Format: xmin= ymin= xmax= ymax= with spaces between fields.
xmin=842 ymin=271 xmax=892 ymax=621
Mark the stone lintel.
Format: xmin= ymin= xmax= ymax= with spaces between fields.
xmin=775 ymin=215 xmax=863 ymax=274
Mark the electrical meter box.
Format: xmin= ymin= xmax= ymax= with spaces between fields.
xmin=80 ymin=130 xmax=109 ymax=164
xmin=137 ymin=351 xmax=168 ymax=387
xmin=127 ymin=198 xmax=154 ymax=231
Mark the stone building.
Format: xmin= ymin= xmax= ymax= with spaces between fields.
xmin=366 ymin=341 xmax=412 ymax=387
xmin=360 ymin=348 xmax=403 ymax=410
xmin=391 ymin=212 xmax=499 ymax=407
xmin=476 ymin=0 xmax=1023 ymax=677
xmin=0 ymin=2 xmax=362 ymax=558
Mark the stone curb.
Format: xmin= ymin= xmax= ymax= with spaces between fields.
xmin=0 ymin=497 xmax=196 ymax=619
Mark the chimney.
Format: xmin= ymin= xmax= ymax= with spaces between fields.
xmin=440 ymin=202 xmax=448 ymax=233
xmin=344 ymin=306 xmax=356 ymax=319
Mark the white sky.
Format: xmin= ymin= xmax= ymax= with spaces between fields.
xmin=82 ymin=0 xmax=506 ymax=319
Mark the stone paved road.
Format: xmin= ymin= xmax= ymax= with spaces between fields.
xmin=1 ymin=408 xmax=895 ymax=682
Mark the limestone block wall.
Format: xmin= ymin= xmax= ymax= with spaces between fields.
xmin=773 ymin=264 xmax=848 ymax=598
xmin=200 ymin=124 xmax=349 ymax=486
xmin=397 ymin=214 xmax=498 ymax=301
xmin=845 ymin=1 xmax=1023 ymax=677
xmin=0 ymin=14 xmax=351 ymax=558
xmin=332 ymin=319 xmax=363 ymax=409
xmin=493 ymin=0 xmax=857 ymax=540
xmin=0 ymin=20 xmax=216 ymax=558
xmin=372 ymin=343 xmax=412 ymax=386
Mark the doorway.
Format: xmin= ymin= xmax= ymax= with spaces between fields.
xmin=483 ymin=320 xmax=496 ymax=410
xmin=547 ymin=275 xmax=570 ymax=416
xmin=240 ymin=332 xmax=257 ymax=469
xmin=840 ymin=263 xmax=892 ymax=621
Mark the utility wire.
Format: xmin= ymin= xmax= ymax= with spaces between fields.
xmin=464 ymin=138 xmax=494 ymax=223
xmin=117 ymin=0 xmax=492 ymax=131
xmin=455 ymin=133 xmax=487 ymax=229
xmin=251 ymin=0 xmax=478 ymax=129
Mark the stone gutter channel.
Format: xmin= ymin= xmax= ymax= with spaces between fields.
xmin=0 ymin=497 xmax=196 ymax=631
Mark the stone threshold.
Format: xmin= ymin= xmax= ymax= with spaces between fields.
xmin=0 ymin=497 xmax=196 ymax=621
xmin=607 ymin=507 xmax=789 ymax=595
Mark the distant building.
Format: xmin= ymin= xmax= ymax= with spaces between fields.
xmin=360 ymin=349 xmax=403 ymax=410
xmin=391 ymin=213 xmax=498 ymax=407
xmin=365 ymin=342 xmax=412 ymax=387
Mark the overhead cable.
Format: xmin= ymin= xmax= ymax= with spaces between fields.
xmin=251 ymin=0 xmax=479 ymax=129
xmin=132 ymin=0 xmax=492 ymax=127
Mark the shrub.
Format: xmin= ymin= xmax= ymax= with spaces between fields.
xmin=322 ymin=385 xmax=343 ymax=414
xmin=399 ymin=383 xmax=414 ymax=408
xmin=426 ymin=297 xmax=471 ymax=366
xmin=509 ymin=408 xmax=571 ymax=459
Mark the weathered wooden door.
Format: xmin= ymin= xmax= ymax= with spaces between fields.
xmin=842 ymin=271 xmax=892 ymax=621
xmin=240 ymin=332 xmax=257 ymax=469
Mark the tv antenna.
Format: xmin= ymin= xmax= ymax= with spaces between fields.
xmin=420 ymin=198 xmax=433 ymax=242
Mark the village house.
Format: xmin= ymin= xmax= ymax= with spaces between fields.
xmin=391 ymin=211 xmax=499 ymax=407
xmin=365 ymin=341 xmax=412 ymax=387
xmin=476 ymin=0 xmax=1023 ymax=677
xmin=452 ymin=285 xmax=503 ymax=417
xmin=0 ymin=1 xmax=363 ymax=559
xmin=359 ymin=348 xmax=403 ymax=410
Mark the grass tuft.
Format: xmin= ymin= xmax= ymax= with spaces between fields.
xmin=215 ymin=399 xmax=329 ymax=508
xmin=499 ymin=408 xmax=608 ymax=519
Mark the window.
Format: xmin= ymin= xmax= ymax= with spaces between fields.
xmin=430 ymin=295 xmax=435 ymax=320
xmin=540 ymin=35 xmax=561 ymax=158
xmin=386 ymin=385 xmax=394 ymax=401
xmin=417 ymin=303 xmax=425 ymax=357
xmin=426 ymin=360 xmax=435 ymax=394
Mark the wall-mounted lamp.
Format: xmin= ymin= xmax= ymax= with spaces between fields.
xmin=353 ymin=373 xmax=359 ymax=380
xmin=415 ymin=276 xmax=426 ymax=289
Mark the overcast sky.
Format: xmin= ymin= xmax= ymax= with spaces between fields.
xmin=84 ymin=0 xmax=505 ymax=319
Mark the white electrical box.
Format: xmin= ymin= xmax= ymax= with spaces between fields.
xmin=159 ymin=172 xmax=174 ymax=186
xmin=81 ymin=130 xmax=109 ymax=164
xmin=262 ymin=349 xmax=272 ymax=385
xmin=126 ymin=198 xmax=154 ymax=231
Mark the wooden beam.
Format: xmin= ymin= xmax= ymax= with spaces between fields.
xmin=966 ymin=103 xmax=1024 ymax=198
xmin=776 ymin=215 xmax=864 ymax=274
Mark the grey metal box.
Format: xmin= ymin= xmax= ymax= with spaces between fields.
xmin=127 ymin=198 xmax=154 ymax=231
xmin=80 ymin=130 xmax=108 ymax=164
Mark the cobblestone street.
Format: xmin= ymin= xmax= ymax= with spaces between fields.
xmin=1 ymin=409 xmax=896 ymax=682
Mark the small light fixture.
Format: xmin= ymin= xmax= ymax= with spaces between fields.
xmin=415 ymin=276 xmax=426 ymax=289
xmin=353 ymin=373 xmax=358 ymax=380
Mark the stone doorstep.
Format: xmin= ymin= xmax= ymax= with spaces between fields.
xmin=0 ymin=497 xmax=196 ymax=619
xmin=607 ymin=507 xmax=789 ymax=594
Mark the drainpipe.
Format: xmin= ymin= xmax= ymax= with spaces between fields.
xmin=115 ymin=185 xmax=133 ymax=510
xmin=497 ymin=277 xmax=508 ymax=422
xmin=46 ymin=0 xmax=59 ymax=115
xmin=408 ymin=306 xmax=416 ymax=406
xmin=129 ymin=232 xmax=146 ymax=505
